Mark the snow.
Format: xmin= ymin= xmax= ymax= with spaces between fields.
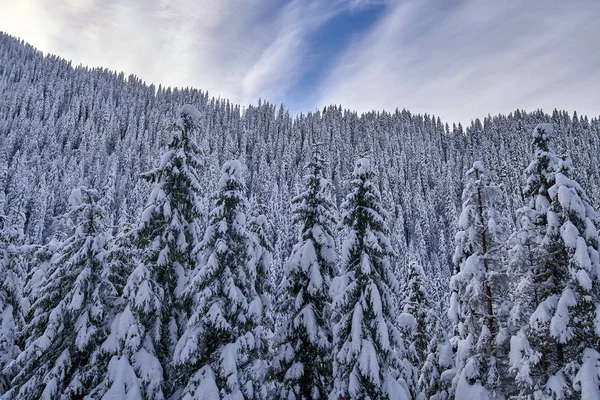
xmin=102 ymin=355 xmax=143 ymax=400
xmin=351 ymin=303 xmax=364 ymax=354
xmin=530 ymin=294 xmax=558 ymax=329
xmin=179 ymin=104 xmax=201 ymax=121
xmin=455 ymin=368 xmax=490 ymax=400
xmin=218 ymin=160 xmax=243 ymax=189
xmin=595 ymin=304 xmax=600 ymax=336
xmin=68 ymin=188 xmax=82 ymax=210
xmin=159 ymin=150 xmax=174 ymax=169
xmin=358 ymin=339 xmax=380 ymax=385
xmin=533 ymin=123 xmax=554 ymax=138
xmin=545 ymin=372 xmax=568 ymax=399
xmin=574 ymin=348 xmax=600 ymax=400
xmin=448 ymin=291 xmax=460 ymax=324
xmin=550 ymin=288 xmax=576 ymax=343
xmin=353 ymin=157 xmax=371 ymax=176
xmin=471 ymin=161 xmax=484 ymax=171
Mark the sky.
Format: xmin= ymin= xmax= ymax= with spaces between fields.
xmin=1 ymin=0 xmax=599 ymax=124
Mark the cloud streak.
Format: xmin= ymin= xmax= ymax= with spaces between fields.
xmin=1 ymin=0 xmax=599 ymax=123
xmin=1 ymin=0 xmax=349 ymax=106
xmin=317 ymin=0 xmax=600 ymax=123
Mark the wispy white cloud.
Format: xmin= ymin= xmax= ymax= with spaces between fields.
xmin=317 ymin=0 xmax=600 ymax=123
xmin=0 ymin=0 xmax=347 ymax=105
xmin=2 ymin=0 xmax=598 ymax=122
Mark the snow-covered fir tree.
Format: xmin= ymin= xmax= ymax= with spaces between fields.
xmin=508 ymin=123 xmax=565 ymax=398
xmin=90 ymin=104 xmax=205 ymax=399
xmin=330 ymin=157 xmax=413 ymax=400
xmin=271 ymin=144 xmax=337 ymax=399
xmin=510 ymin=137 xmax=600 ymax=398
xmin=448 ymin=161 xmax=507 ymax=399
xmin=401 ymin=259 xmax=430 ymax=365
xmin=0 ymin=208 xmax=27 ymax=395
xmin=174 ymin=160 xmax=268 ymax=400
xmin=418 ymin=302 xmax=454 ymax=400
xmin=247 ymin=198 xmax=275 ymax=368
xmin=4 ymin=187 xmax=115 ymax=399
xmin=545 ymin=156 xmax=600 ymax=398
xmin=129 ymin=104 xmax=204 ymax=395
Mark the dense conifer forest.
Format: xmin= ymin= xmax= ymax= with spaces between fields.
xmin=0 ymin=32 xmax=599 ymax=399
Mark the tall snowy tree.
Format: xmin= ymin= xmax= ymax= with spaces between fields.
xmin=4 ymin=187 xmax=115 ymax=399
xmin=247 ymin=197 xmax=275 ymax=364
xmin=448 ymin=161 xmax=507 ymax=399
xmin=0 ymin=208 xmax=27 ymax=395
xmin=92 ymin=104 xmax=205 ymax=398
xmin=401 ymin=259 xmax=430 ymax=365
xmin=510 ymin=147 xmax=600 ymax=398
xmin=418 ymin=302 xmax=454 ymax=400
xmin=508 ymin=123 xmax=565 ymax=398
xmin=173 ymin=160 xmax=268 ymax=400
xmin=330 ymin=157 xmax=412 ymax=400
xmin=271 ymin=144 xmax=337 ymax=399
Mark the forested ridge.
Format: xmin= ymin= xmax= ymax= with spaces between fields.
xmin=0 ymin=32 xmax=599 ymax=399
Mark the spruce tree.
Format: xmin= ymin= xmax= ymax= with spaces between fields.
xmin=418 ymin=302 xmax=454 ymax=400
xmin=448 ymin=161 xmax=506 ymax=399
xmin=174 ymin=160 xmax=268 ymax=399
xmin=93 ymin=104 xmax=205 ymax=398
xmin=0 ymin=208 xmax=27 ymax=395
xmin=4 ymin=187 xmax=115 ymax=399
xmin=401 ymin=259 xmax=430 ymax=365
xmin=271 ymin=145 xmax=337 ymax=399
xmin=508 ymin=123 xmax=568 ymax=398
xmin=330 ymin=157 xmax=412 ymax=400
xmin=546 ymin=156 xmax=600 ymax=398
xmin=511 ymin=153 xmax=600 ymax=398
xmin=248 ymin=199 xmax=275 ymax=365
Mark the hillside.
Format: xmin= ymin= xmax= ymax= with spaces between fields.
xmin=1 ymin=32 xmax=599 ymax=399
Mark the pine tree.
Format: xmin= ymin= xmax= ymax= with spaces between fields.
xmin=93 ymin=104 xmax=205 ymax=398
xmin=547 ymin=156 xmax=600 ymax=398
xmin=330 ymin=157 xmax=412 ymax=400
xmin=247 ymin=196 xmax=275 ymax=362
xmin=418 ymin=302 xmax=454 ymax=400
xmin=448 ymin=161 xmax=506 ymax=399
xmin=4 ymin=187 xmax=115 ymax=399
xmin=91 ymin=254 xmax=164 ymax=399
xmin=511 ymin=154 xmax=600 ymax=399
xmin=174 ymin=160 xmax=268 ymax=399
xmin=0 ymin=208 xmax=27 ymax=395
xmin=271 ymin=145 xmax=337 ymax=399
xmin=508 ymin=123 xmax=572 ymax=398
xmin=401 ymin=259 xmax=430 ymax=365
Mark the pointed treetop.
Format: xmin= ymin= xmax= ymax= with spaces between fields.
xmin=353 ymin=157 xmax=372 ymax=177
xmin=218 ymin=159 xmax=244 ymax=189
xmin=532 ymin=123 xmax=554 ymax=151
xmin=176 ymin=104 xmax=201 ymax=131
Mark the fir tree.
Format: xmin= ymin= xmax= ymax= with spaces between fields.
xmin=4 ymin=187 xmax=115 ymax=399
xmin=174 ymin=160 xmax=268 ymax=399
xmin=511 ymin=153 xmax=600 ymax=399
xmin=545 ymin=156 xmax=600 ymax=398
xmin=271 ymin=145 xmax=337 ymax=399
xmin=248 ymin=197 xmax=275 ymax=366
xmin=418 ymin=302 xmax=454 ymax=400
xmin=132 ymin=104 xmax=203 ymax=394
xmin=330 ymin=157 xmax=412 ymax=400
xmin=508 ymin=123 xmax=569 ymax=398
xmin=0 ymin=208 xmax=27 ymax=395
xmin=401 ymin=259 xmax=430 ymax=365
xmin=93 ymin=104 xmax=205 ymax=398
xmin=448 ymin=161 xmax=506 ymax=399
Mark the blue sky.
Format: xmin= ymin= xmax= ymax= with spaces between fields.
xmin=2 ymin=0 xmax=599 ymax=124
